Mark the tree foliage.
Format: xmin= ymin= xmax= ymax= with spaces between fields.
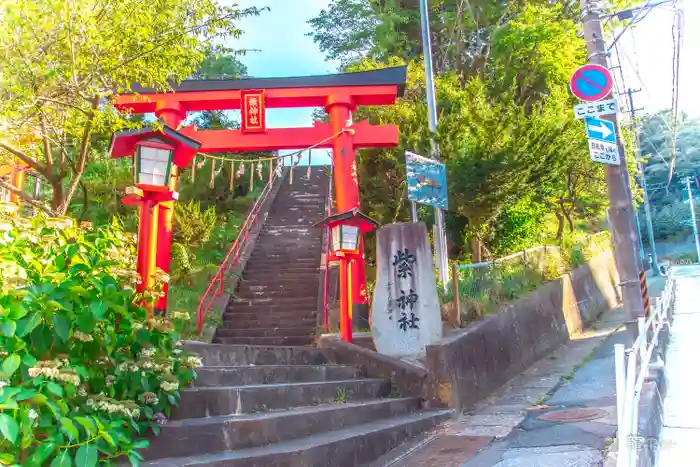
xmin=0 ymin=0 xmax=262 ymax=216
xmin=311 ymin=1 xmax=610 ymax=260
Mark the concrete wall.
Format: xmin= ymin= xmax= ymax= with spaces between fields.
xmin=424 ymin=251 xmax=621 ymax=410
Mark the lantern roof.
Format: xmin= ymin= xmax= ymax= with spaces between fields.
xmin=108 ymin=120 xmax=201 ymax=168
xmin=314 ymin=208 xmax=379 ymax=233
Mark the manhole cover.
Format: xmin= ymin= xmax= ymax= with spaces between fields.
xmin=537 ymin=408 xmax=607 ymax=423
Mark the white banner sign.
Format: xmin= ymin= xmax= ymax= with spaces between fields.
xmin=588 ymin=140 xmax=620 ymax=166
xmin=574 ymin=99 xmax=618 ymax=120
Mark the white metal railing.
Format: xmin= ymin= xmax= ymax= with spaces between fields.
xmin=614 ymin=277 xmax=675 ymax=467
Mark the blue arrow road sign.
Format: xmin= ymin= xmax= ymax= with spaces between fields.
xmin=584 ymin=117 xmax=616 ymax=144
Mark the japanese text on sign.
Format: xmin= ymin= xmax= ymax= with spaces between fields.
xmin=392 ymin=248 xmax=420 ymax=332
xmin=588 ymin=140 xmax=620 ymax=166
xmin=573 ymin=98 xmax=617 ymax=120
xmin=241 ymin=90 xmax=266 ymax=133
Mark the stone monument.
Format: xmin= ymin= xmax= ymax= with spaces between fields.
xmin=371 ymin=222 xmax=443 ymax=357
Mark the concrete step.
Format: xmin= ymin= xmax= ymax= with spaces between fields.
xmin=215 ymin=336 xmax=316 ymax=346
xmin=247 ymin=246 xmax=321 ymax=254
xmin=236 ymin=287 xmax=319 ymax=299
xmin=227 ymin=302 xmax=317 ymax=313
xmin=243 ymin=265 xmax=320 ymax=275
xmin=142 ymin=409 xmax=453 ymax=467
xmin=193 ymin=364 xmax=360 ymax=386
xmin=221 ymin=316 xmax=316 ymax=330
xmin=241 ymin=273 xmax=319 ymax=283
xmin=231 ymin=296 xmax=317 ymax=307
xmin=221 ymin=316 xmax=318 ymax=330
xmin=175 ymin=379 xmax=391 ymax=419
xmin=245 ymin=258 xmax=320 ymax=267
xmin=215 ymin=326 xmax=316 ymax=339
xmin=182 ymin=342 xmax=331 ymax=367
xmin=239 ymin=276 xmax=319 ymax=286
xmin=142 ymin=398 xmax=421 ymax=461
xmin=249 ymin=254 xmax=321 ymax=262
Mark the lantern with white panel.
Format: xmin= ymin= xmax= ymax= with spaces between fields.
xmin=134 ymin=139 xmax=174 ymax=188
xmin=315 ymin=208 xmax=379 ymax=343
xmin=109 ymin=122 xmax=201 ymax=313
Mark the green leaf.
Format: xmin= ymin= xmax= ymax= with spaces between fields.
xmin=127 ymin=451 xmax=142 ymax=467
xmin=45 ymin=301 xmax=64 ymax=312
xmin=100 ymin=430 xmax=116 ymax=448
xmin=30 ymin=393 xmax=47 ymax=405
xmin=16 ymin=312 xmax=42 ymax=337
xmin=132 ymin=438 xmax=149 ymax=449
xmin=75 ymin=445 xmax=97 ymax=467
xmin=49 ymin=449 xmax=71 ymax=467
xmin=0 ymin=452 xmax=15 ymax=465
xmin=74 ymin=416 xmax=97 ymax=436
xmin=52 ymin=315 xmax=70 ymax=343
xmin=1 ymin=354 xmax=20 ymax=378
xmin=0 ymin=413 xmax=19 ymax=444
xmin=46 ymin=382 xmax=64 ymax=397
xmin=77 ymin=311 xmax=95 ymax=333
xmin=89 ymin=301 xmax=108 ymax=318
xmin=22 ymin=353 xmax=37 ymax=368
xmin=45 ymin=399 xmax=62 ymax=419
xmin=0 ymin=399 xmax=19 ymax=410
xmin=135 ymin=328 xmax=151 ymax=345
xmin=1 ymin=320 xmax=16 ymax=337
xmin=30 ymin=324 xmax=52 ymax=355
xmin=24 ymin=442 xmax=56 ymax=467
xmin=7 ymin=301 xmax=28 ymax=320
xmin=60 ymin=417 xmax=79 ymax=441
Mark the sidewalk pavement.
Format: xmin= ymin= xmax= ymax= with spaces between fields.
xmin=657 ymin=266 xmax=700 ymax=466
xmin=371 ymin=275 xmax=668 ymax=467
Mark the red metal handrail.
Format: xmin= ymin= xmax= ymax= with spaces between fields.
xmin=322 ymin=164 xmax=334 ymax=333
xmin=197 ymin=161 xmax=280 ymax=333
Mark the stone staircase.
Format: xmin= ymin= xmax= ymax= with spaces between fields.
xmin=214 ymin=166 xmax=329 ymax=347
xmin=141 ymin=343 xmax=452 ymax=467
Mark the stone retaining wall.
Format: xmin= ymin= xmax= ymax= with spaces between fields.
xmin=423 ymin=251 xmax=621 ymax=410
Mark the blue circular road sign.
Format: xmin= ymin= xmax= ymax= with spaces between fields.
xmin=569 ymin=64 xmax=614 ymax=102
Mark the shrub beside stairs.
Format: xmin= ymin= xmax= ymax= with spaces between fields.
xmin=141 ymin=166 xmax=452 ymax=466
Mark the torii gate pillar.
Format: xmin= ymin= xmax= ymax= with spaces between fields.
xmin=326 ymin=94 xmax=369 ymax=312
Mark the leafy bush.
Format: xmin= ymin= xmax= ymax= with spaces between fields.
xmin=0 ymin=211 xmax=200 ymax=466
xmin=648 ymin=199 xmax=694 ymax=241
xmin=173 ymin=201 xmax=217 ymax=247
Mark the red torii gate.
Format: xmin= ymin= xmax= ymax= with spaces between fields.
xmin=113 ymin=66 xmax=406 ymax=314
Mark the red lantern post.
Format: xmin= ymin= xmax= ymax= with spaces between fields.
xmin=315 ymin=209 xmax=379 ymax=343
xmin=109 ymin=123 xmax=201 ymax=314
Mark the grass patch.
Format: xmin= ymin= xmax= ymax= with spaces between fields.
xmin=167 ymin=189 xmax=261 ymax=338
xmin=442 ymin=233 xmax=612 ymax=327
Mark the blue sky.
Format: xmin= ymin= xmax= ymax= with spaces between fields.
xmin=224 ymin=1 xmax=698 ymax=165
xmin=228 ymin=0 xmax=339 ymax=165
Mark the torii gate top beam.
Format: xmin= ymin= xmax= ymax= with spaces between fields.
xmin=114 ymin=66 xmax=407 ymax=114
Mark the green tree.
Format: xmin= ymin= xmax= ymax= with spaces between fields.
xmin=0 ymin=0 xmax=262 ymax=215
xmin=640 ymin=110 xmax=700 ymax=201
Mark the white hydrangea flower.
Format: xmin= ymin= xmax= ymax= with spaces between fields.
xmin=160 ymin=380 xmax=179 ymax=393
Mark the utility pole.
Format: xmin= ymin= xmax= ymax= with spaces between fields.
xmin=628 ymin=88 xmax=660 ymax=275
xmin=580 ymin=0 xmax=645 ymax=345
xmin=685 ymin=177 xmax=700 ymax=263
xmin=418 ymin=0 xmax=449 ymax=290
xmin=634 ymin=209 xmax=646 ymax=264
